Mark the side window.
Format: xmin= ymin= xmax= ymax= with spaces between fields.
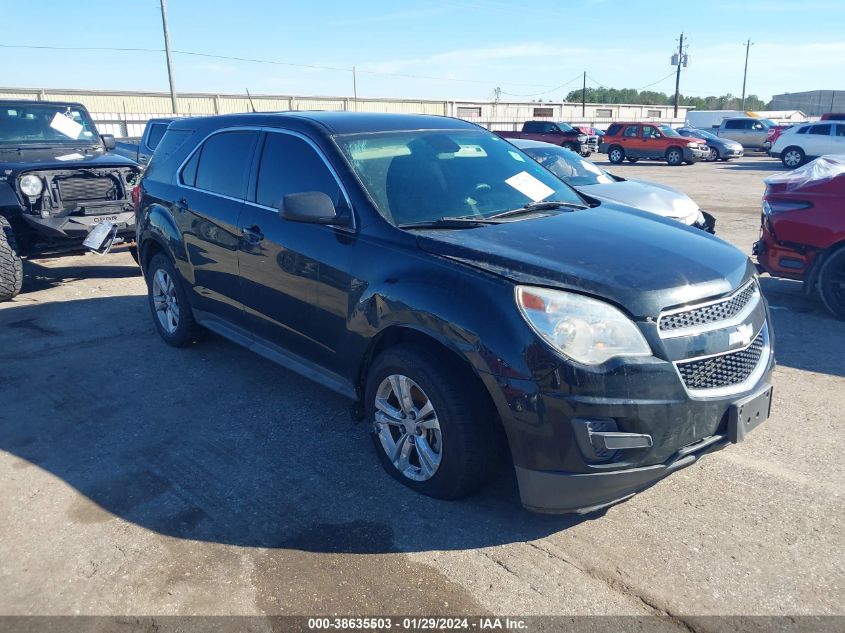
xmin=623 ymin=125 xmax=639 ymax=138
xmin=193 ymin=131 xmax=258 ymax=199
xmin=835 ymin=124 xmax=845 ymax=137
xmin=180 ymin=149 xmax=200 ymax=186
xmin=540 ymin=122 xmax=557 ymax=133
xmin=809 ymin=124 xmax=832 ymax=136
xmin=524 ymin=121 xmax=541 ymax=133
xmin=724 ymin=120 xmax=741 ymax=129
xmin=606 ymin=123 xmax=622 ymax=136
xmin=146 ymin=123 xmax=168 ymax=150
xmin=641 ymin=126 xmax=658 ymax=138
xmin=797 ymin=127 xmax=808 ymax=134
xmin=255 ymin=132 xmax=346 ymax=214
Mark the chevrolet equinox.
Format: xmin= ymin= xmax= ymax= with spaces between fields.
xmin=135 ymin=113 xmax=774 ymax=513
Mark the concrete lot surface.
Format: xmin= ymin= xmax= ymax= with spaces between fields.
xmin=0 ymin=156 xmax=843 ymax=628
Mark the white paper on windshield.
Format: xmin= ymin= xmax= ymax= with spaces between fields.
xmin=49 ymin=112 xmax=83 ymax=140
xmin=505 ymin=170 xmax=555 ymax=202
xmin=508 ymin=150 xmax=525 ymax=162
xmin=55 ymin=153 xmax=85 ymax=161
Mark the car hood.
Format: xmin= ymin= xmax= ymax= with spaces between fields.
xmin=577 ymin=179 xmax=700 ymax=220
xmin=0 ymin=147 xmax=138 ymax=172
xmin=415 ymin=206 xmax=752 ymax=318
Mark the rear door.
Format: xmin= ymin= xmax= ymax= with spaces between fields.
xmin=806 ymin=123 xmax=833 ymax=157
xmin=621 ymin=124 xmax=640 ymax=155
xmin=237 ymin=129 xmax=355 ymax=369
xmin=178 ymin=129 xmax=259 ymax=326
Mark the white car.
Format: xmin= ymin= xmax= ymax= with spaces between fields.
xmin=771 ymin=121 xmax=845 ymax=168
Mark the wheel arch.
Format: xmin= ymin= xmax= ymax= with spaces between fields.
xmin=355 ymin=324 xmax=507 ymax=432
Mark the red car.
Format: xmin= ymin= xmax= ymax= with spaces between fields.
xmin=753 ymin=155 xmax=845 ymax=318
xmin=599 ymin=122 xmax=709 ymax=166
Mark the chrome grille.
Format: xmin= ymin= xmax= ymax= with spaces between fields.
xmin=57 ymin=176 xmax=118 ymax=202
xmin=677 ymin=328 xmax=766 ymax=391
xmin=660 ymin=281 xmax=758 ymax=334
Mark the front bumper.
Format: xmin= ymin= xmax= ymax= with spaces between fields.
xmin=21 ymin=209 xmax=135 ymax=241
xmin=684 ymin=147 xmax=709 ymax=162
xmin=517 ymin=432 xmax=731 ymax=514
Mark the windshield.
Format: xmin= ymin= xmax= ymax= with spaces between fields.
xmin=521 ymin=145 xmax=614 ymax=186
xmin=0 ymin=103 xmax=100 ymax=146
xmin=335 ymin=129 xmax=584 ymax=225
xmin=658 ymin=124 xmax=682 ymax=138
xmin=760 ymin=119 xmax=776 ymax=128
xmin=555 ymin=122 xmax=576 ymax=132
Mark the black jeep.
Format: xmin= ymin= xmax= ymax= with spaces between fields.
xmin=0 ymin=100 xmax=141 ymax=300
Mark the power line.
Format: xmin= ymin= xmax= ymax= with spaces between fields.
xmin=585 ymin=74 xmax=608 ymax=88
xmin=0 ymin=43 xmax=557 ymax=89
xmin=499 ymin=73 xmax=583 ymax=98
xmin=638 ymin=72 xmax=677 ymax=90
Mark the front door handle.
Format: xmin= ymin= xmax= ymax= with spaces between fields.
xmin=241 ymin=225 xmax=264 ymax=243
xmin=174 ymin=197 xmax=188 ymax=213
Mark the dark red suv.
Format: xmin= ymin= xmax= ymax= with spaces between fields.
xmin=599 ymin=122 xmax=708 ymax=166
xmin=753 ymin=156 xmax=845 ymax=319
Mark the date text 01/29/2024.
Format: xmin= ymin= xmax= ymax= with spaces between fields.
xmin=306 ymin=617 xmax=527 ymax=630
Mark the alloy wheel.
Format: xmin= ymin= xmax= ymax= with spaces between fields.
xmin=784 ymin=150 xmax=802 ymax=168
xmin=373 ymin=374 xmax=442 ymax=481
xmin=708 ymin=146 xmax=719 ymax=161
xmin=152 ymin=268 xmax=180 ymax=334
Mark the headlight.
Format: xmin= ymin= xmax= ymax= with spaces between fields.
xmin=19 ymin=174 xmax=44 ymax=197
xmin=686 ymin=142 xmax=698 ymax=148
xmin=577 ymin=134 xmax=587 ymax=142
xmin=515 ymin=286 xmax=651 ymax=365
xmin=680 ymin=209 xmax=705 ymax=225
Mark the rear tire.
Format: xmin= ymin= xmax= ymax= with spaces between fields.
xmin=0 ymin=216 xmax=23 ymax=302
xmin=818 ymin=247 xmax=845 ymax=320
xmin=129 ymin=245 xmax=140 ymax=265
xmin=782 ymin=147 xmax=805 ymax=169
xmin=146 ymin=252 xmax=201 ymax=347
xmin=626 ymin=157 xmax=639 ymax=163
xmin=365 ymin=344 xmax=498 ymax=500
xmin=666 ymin=147 xmax=684 ymax=166
xmin=608 ymin=146 xmax=625 ymax=164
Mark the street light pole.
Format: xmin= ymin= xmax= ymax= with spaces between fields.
xmin=741 ymin=39 xmax=753 ymax=111
xmin=159 ymin=0 xmax=178 ymax=114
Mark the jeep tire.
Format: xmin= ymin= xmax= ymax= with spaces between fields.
xmin=0 ymin=216 xmax=23 ymax=302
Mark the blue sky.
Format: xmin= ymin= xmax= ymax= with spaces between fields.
xmin=2 ymin=0 xmax=843 ymax=103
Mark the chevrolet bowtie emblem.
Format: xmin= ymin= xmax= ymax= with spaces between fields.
xmin=729 ymin=323 xmax=754 ymax=347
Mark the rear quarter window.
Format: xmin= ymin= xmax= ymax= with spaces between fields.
xmin=145 ymin=123 xmax=169 ymax=150
xmin=605 ymin=123 xmax=623 ymax=136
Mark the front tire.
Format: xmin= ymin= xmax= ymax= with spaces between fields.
xmin=782 ymin=147 xmax=805 ymax=169
xmin=365 ymin=344 xmax=497 ymax=500
xmin=666 ymin=147 xmax=684 ymax=166
xmin=818 ymin=247 xmax=845 ymax=320
xmin=707 ymin=146 xmax=720 ymax=161
xmin=0 ymin=216 xmax=23 ymax=302
xmin=608 ymin=146 xmax=625 ymax=164
xmin=563 ymin=142 xmax=579 ymax=153
xmin=146 ymin=252 xmax=200 ymax=347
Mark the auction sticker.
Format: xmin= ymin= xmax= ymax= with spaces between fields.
xmin=504 ymin=171 xmax=554 ymax=202
xmin=50 ymin=112 xmax=83 ymax=140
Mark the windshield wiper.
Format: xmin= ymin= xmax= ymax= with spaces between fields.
xmin=398 ymin=216 xmax=500 ymax=230
xmin=489 ymin=200 xmax=588 ymax=219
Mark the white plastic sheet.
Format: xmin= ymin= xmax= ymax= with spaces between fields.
xmin=765 ymin=154 xmax=845 ymax=191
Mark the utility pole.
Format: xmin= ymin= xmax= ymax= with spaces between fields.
xmin=352 ymin=66 xmax=358 ymax=112
xmin=741 ymin=39 xmax=753 ymax=111
xmin=582 ymin=71 xmax=586 ymax=117
xmin=159 ymin=0 xmax=178 ymax=114
xmin=672 ymin=33 xmax=685 ymax=118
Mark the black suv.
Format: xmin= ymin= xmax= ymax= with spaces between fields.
xmin=136 ymin=112 xmax=774 ymax=513
xmin=0 ymin=100 xmax=140 ymax=300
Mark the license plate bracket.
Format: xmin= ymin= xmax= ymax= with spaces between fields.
xmin=728 ymin=386 xmax=773 ymax=443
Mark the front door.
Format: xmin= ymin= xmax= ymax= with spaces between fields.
xmin=237 ymin=130 xmax=354 ymax=370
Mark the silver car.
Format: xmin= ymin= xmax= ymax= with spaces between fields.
xmin=511 ymin=138 xmax=715 ymax=232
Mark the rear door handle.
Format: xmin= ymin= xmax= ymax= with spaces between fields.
xmin=241 ymin=225 xmax=264 ymax=243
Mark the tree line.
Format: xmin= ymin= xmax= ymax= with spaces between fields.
xmin=562 ymin=87 xmax=768 ymax=111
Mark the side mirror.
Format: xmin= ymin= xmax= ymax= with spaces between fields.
xmin=101 ymin=134 xmax=116 ymax=150
xmin=280 ymin=191 xmax=344 ymax=225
